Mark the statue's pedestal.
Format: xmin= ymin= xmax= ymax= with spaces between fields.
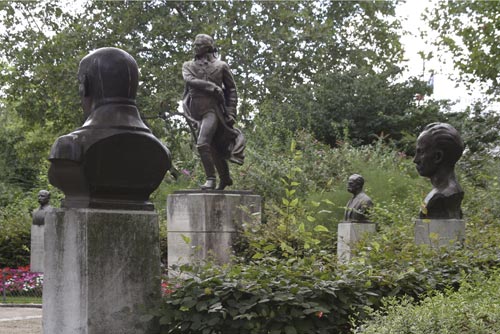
xmin=167 ymin=191 xmax=261 ymax=267
xmin=43 ymin=209 xmax=160 ymax=334
xmin=414 ymin=218 xmax=465 ymax=248
xmin=337 ymin=222 xmax=377 ymax=262
xmin=30 ymin=224 xmax=45 ymax=273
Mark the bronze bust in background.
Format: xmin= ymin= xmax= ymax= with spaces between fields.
xmin=344 ymin=174 xmax=373 ymax=223
xmin=32 ymin=190 xmax=52 ymax=226
xmin=414 ymin=122 xmax=464 ymax=219
xmin=182 ymin=34 xmax=245 ymax=190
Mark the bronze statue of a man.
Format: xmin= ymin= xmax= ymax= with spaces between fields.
xmin=32 ymin=190 xmax=52 ymax=226
xmin=414 ymin=122 xmax=464 ymax=219
xmin=344 ymin=174 xmax=373 ymax=223
xmin=182 ymin=34 xmax=245 ymax=190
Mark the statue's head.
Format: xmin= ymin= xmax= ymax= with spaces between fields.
xmin=77 ymin=47 xmax=139 ymax=118
xmin=414 ymin=123 xmax=464 ymax=178
xmin=193 ymin=34 xmax=216 ymax=58
xmin=38 ymin=190 xmax=50 ymax=206
xmin=347 ymin=174 xmax=364 ymax=195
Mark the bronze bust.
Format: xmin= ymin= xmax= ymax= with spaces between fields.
xmin=32 ymin=190 xmax=52 ymax=226
xmin=344 ymin=174 xmax=373 ymax=223
xmin=182 ymin=34 xmax=245 ymax=190
xmin=48 ymin=47 xmax=171 ymax=210
xmin=414 ymin=122 xmax=464 ymax=219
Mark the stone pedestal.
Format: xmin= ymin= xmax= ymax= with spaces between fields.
xmin=167 ymin=191 xmax=261 ymax=267
xmin=337 ymin=222 xmax=377 ymax=262
xmin=30 ymin=224 xmax=45 ymax=273
xmin=43 ymin=209 xmax=160 ymax=334
xmin=414 ymin=219 xmax=465 ymax=248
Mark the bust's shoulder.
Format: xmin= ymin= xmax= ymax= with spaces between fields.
xmin=49 ymin=133 xmax=83 ymax=162
xmin=356 ymin=192 xmax=373 ymax=205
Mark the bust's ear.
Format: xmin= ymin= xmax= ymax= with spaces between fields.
xmin=78 ymin=75 xmax=90 ymax=97
xmin=434 ymin=149 xmax=444 ymax=164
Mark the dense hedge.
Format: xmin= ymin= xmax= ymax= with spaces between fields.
xmin=354 ymin=270 xmax=500 ymax=333
xmin=156 ymin=237 xmax=500 ymax=334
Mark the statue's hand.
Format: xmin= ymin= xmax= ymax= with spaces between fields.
xmin=226 ymin=115 xmax=236 ymax=126
xmin=214 ymin=86 xmax=224 ymax=103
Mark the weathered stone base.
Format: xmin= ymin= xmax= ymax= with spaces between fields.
xmin=30 ymin=224 xmax=45 ymax=273
xmin=337 ymin=222 xmax=377 ymax=262
xmin=167 ymin=191 xmax=261 ymax=267
xmin=43 ymin=209 xmax=160 ymax=334
xmin=414 ymin=218 xmax=465 ymax=248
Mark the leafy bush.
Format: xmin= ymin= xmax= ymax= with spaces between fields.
xmin=353 ymin=270 xmax=500 ymax=334
xmin=157 ymin=239 xmax=499 ymax=334
xmin=0 ymin=191 xmax=33 ymax=268
xmin=155 ymin=128 xmax=500 ymax=333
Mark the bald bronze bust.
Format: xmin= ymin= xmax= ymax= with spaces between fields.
xmin=48 ymin=47 xmax=171 ymax=210
xmin=344 ymin=174 xmax=373 ymax=223
xmin=414 ymin=122 xmax=464 ymax=219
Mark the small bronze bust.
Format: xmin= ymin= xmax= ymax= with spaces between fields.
xmin=32 ymin=190 xmax=52 ymax=226
xmin=344 ymin=174 xmax=373 ymax=223
xmin=48 ymin=47 xmax=171 ymax=210
xmin=182 ymin=34 xmax=245 ymax=190
xmin=414 ymin=122 xmax=464 ymax=219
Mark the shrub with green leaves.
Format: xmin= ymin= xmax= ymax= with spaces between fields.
xmin=353 ymin=270 xmax=500 ymax=334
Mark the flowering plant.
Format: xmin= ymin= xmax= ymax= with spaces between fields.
xmin=0 ymin=265 xmax=43 ymax=295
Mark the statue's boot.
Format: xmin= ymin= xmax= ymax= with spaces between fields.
xmin=213 ymin=150 xmax=233 ymax=190
xmin=197 ymin=144 xmax=216 ymax=190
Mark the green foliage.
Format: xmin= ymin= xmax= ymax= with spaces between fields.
xmin=256 ymin=66 xmax=446 ymax=149
xmin=157 ymin=133 xmax=500 ymax=333
xmin=0 ymin=191 xmax=33 ymax=267
xmin=157 ymin=231 xmax=500 ymax=334
xmin=354 ymin=270 xmax=500 ymax=334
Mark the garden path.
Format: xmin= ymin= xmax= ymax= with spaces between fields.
xmin=0 ymin=306 xmax=42 ymax=334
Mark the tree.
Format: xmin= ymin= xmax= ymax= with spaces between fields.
xmin=425 ymin=1 xmax=500 ymax=97
xmin=0 ymin=0 xmax=406 ymax=192
xmin=257 ymin=65 xmax=444 ymax=150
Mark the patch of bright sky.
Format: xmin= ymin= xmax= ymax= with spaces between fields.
xmin=396 ymin=0 xmax=498 ymax=112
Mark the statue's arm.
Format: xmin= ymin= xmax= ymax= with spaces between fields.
xmin=182 ymin=62 xmax=219 ymax=94
xmin=222 ymin=63 xmax=238 ymax=117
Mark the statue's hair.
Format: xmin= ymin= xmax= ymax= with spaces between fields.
xmin=194 ymin=34 xmax=218 ymax=55
xmin=349 ymin=174 xmax=364 ymax=188
xmin=38 ymin=189 xmax=50 ymax=197
xmin=421 ymin=122 xmax=464 ymax=166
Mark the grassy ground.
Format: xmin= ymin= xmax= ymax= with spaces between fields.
xmin=0 ymin=296 xmax=42 ymax=304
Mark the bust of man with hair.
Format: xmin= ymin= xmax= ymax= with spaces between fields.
xmin=413 ymin=122 xmax=464 ymax=219
xmin=32 ymin=190 xmax=52 ymax=226
xmin=48 ymin=47 xmax=171 ymax=210
xmin=344 ymin=174 xmax=373 ymax=223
